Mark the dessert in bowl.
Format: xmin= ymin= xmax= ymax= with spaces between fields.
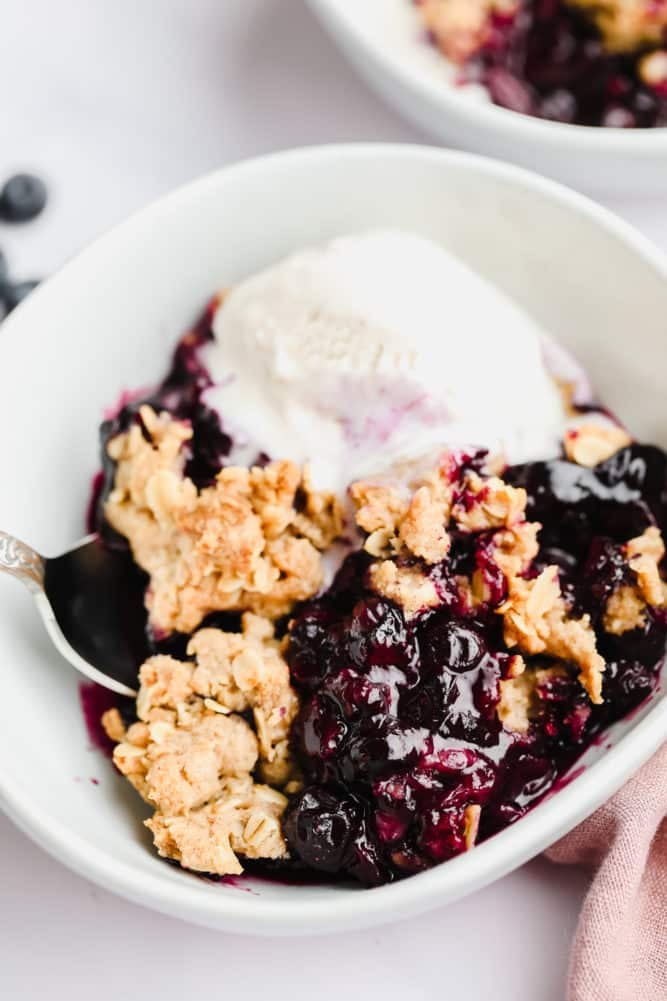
xmin=91 ymin=228 xmax=662 ymax=886
xmin=418 ymin=0 xmax=667 ymax=128
xmin=306 ymin=1 xmax=667 ymax=192
xmin=1 ymin=145 xmax=666 ymax=933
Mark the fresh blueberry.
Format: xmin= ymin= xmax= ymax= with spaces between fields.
xmin=0 ymin=174 xmax=48 ymax=223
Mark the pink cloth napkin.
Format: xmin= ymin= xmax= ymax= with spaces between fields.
xmin=545 ymin=741 xmax=667 ymax=1001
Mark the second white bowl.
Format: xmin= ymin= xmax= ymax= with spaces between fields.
xmin=307 ymin=0 xmax=667 ymax=195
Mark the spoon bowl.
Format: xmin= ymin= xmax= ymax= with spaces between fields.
xmin=0 ymin=530 xmax=140 ymax=696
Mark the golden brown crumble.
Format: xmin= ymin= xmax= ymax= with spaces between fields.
xmin=102 ymin=614 xmax=299 ymax=875
xmin=451 ymin=473 xmax=527 ymax=533
xmin=368 ymin=560 xmax=441 ymax=618
xmin=563 ymin=423 xmax=631 ymax=468
xmin=603 ymin=584 xmax=647 ymax=634
xmin=638 ymin=49 xmax=667 ymax=88
xmin=350 ymin=480 xmax=406 ymax=536
xmin=463 ymin=804 xmax=482 ymax=850
xmin=498 ymin=567 xmax=606 ymax=704
xmin=497 ymin=672 xmax=535 ymax=733
xmin=601 ymin=526 xmax=667 ymax=634
xmin=351 ymin=465 xmax=453 ymax=564
xmin=105 ymin=406 xmax=343 ymax=634
xmin=419 ymin=0 xmax=519 ymax=63
xmin=491 ymin=522 xmax=541 ymax=579
xmin=566 ymin=0 xmax=667 ymax=54
xmin=147 ymin=777 xmax=287 ymax=876
xmin=398 ymin=485 xmax=452 ymax=563
xmin=497 ymin=665 xmax=568 ymax=733
xmin=626 ymin=526 xmax=667 ymax=607
xmin=351 ymin=461 xmax=460 ymax=617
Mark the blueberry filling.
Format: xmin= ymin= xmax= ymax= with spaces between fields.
xmin=283 ymin=445 xmax=666 ymax=885
xmin=453 ymin=3 xmax=667 ymax=128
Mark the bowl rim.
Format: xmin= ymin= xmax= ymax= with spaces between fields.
xmin=307 ymin=0 xmax=667 ymax=154
xmin=2 ymin=142 xmax=667 ymax=935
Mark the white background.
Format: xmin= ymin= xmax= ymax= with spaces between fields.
xmin=1 ymin=2 xmax=665 ymax=999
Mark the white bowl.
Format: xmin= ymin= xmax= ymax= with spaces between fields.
xmin=307 ymin=0 xmax=667 ymax=195
xmin=1 ymin=144 xmax=666 ymax=936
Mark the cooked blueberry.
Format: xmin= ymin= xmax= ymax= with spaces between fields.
xmin=347 ymin=596 xmax=417 ymax=671
xmin=422 ymin=617 xmax=486 ymax=673
xmin=0 ymin=173 xmax=47 ymax=222
xmin=284 ymin=435 xmax=666 ymax=885
xmin=288 ymin=605 xmax=341 ymax=689
xmin=283 ymin=786 xmax=361 ymax=874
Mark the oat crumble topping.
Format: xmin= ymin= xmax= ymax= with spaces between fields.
xmin=498 ymin=566 xmax=606 ymax=704
xmin=497 ymin=665 xmax=569 ymax=733
xmin=626 ymin=525 xmax=667 ymax=607
xmin=102 ymin=613 xmax=299 ymax=875
xmin=600 ymin=525 xmax=667 ymax=633
xmin=567 ymin=0 xmax=667 ymax=53
xmin=563 ymin=423 xmax=632 ymax=468
xmin=105 ymin=406 xmax=343 ymax=634
xmin=368 ymin=560 xmax=441 ymax=618
xmin=450 ymin=473 xmax=527 ymax=533
xmin=463 ymin=804 xmax=482 ymax=850
xmin=420 ymin=0 xmax=520 ymax=63
xmin=603 ymin=584 xmax=647 ymax=634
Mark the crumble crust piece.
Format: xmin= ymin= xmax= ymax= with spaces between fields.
xmin=451 ymin=472 xmax=527 ymax=533
xmin=463 ymin=804 xmax=482 ymax=850
xmin=563 ymin=423 xmax=632 ymax=468
xmin=602 ymin=525 xmax=667 ymax=632
xmin=102 ymin=613 xmax=299 ymax=875
xmin=497 ymin=665 xmax=569 ymax=733
xmin=626 ymin=525 xmax=667 ymax=607
xmin=566 ymin=0 xmax=667 ymax=54
xmin=498 ymin=566 xmax=606 ymax=704
xmin=638 ymin=49 xmax=667 ymax=88
xmin=419 ymin=0 xmax=520 ymax=64
xmin=368 ymin=560 xmax=441 ymax=618
xmin=603 ymin=584 xmax=647 ymax=634
xmin=490 ymin=522 xmax=541 ymax=579
xmin=105 ymin=406 xmax=343 ymax=634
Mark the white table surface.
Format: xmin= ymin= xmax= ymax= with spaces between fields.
xmin=1 ymin=2 xmax=665 ymax=999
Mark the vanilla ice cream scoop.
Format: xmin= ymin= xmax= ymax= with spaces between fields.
xmin=203 ymin=230 xmax=572 ymax=490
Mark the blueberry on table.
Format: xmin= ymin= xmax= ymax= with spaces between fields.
xmin=0 ymin=174 xmax=48 ymax=222
xmin=1 ymin=280 xmax=39 ymax=313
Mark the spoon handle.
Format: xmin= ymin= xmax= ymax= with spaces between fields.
xmin=0 ymin=530 xmax=45 ymax=592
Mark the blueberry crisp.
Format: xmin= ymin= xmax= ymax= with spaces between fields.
xmin=94 ymin=234 xmax=667 ymax=885
xmin=417 ymin=0 xmax=667 ymax=127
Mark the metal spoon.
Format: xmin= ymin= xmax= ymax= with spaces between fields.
xmin=0 ymin=529 xmax=147 ymax=696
